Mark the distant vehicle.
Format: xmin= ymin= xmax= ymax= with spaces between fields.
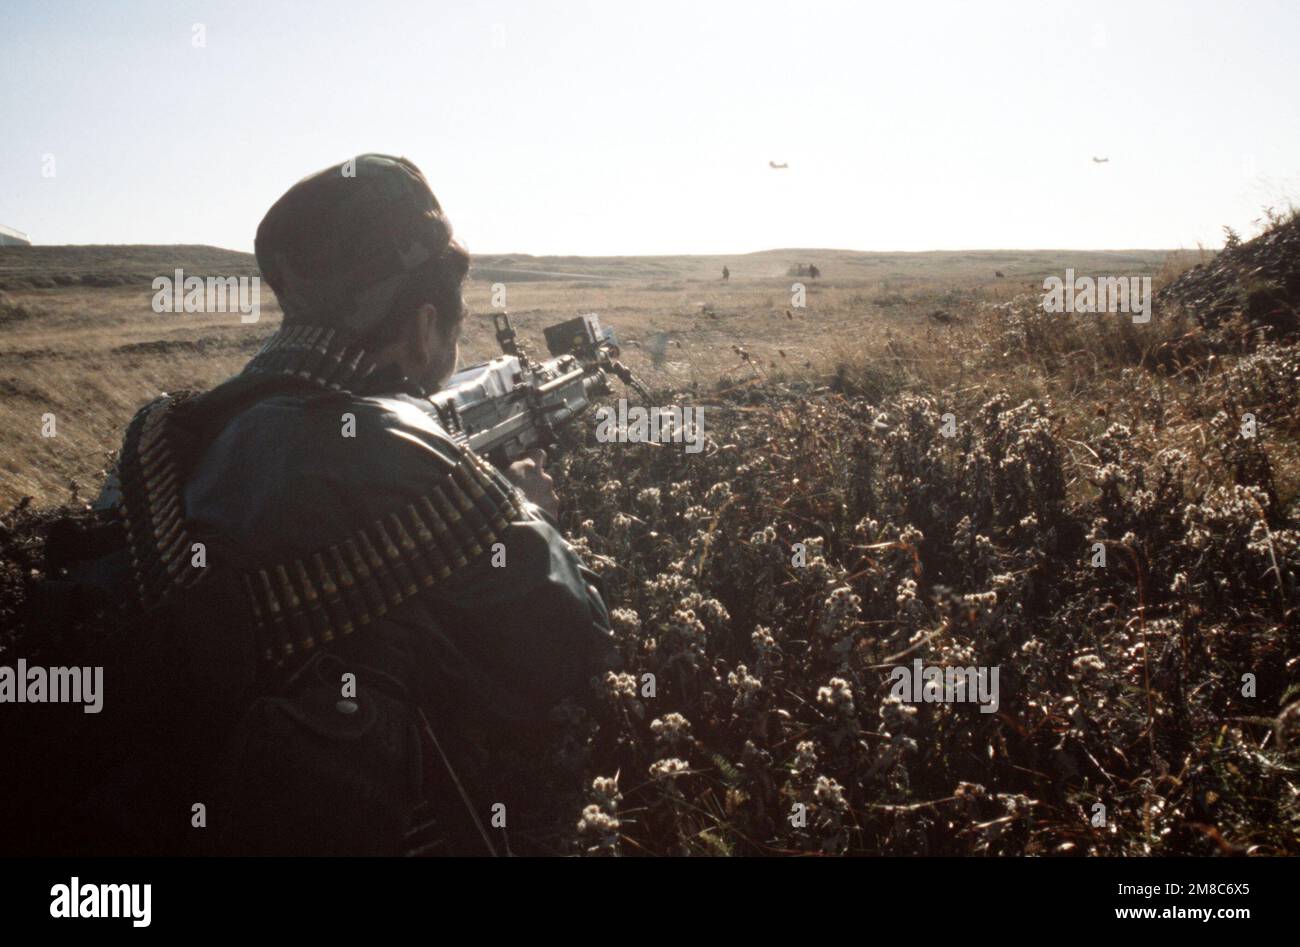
xmin=0 ymin=224 xmax=31 ymax=246
xmin=768 ymin=160 xmax=789 ymax=169
xmin=1091 ymin=156 xmax=1110 ymax=164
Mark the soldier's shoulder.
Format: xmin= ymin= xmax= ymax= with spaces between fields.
xmin=231 ymin=388 xmax=465 ymax=478
xmin=223 ymin=388 xmax=528 ymax=533
xmin=345 ymin=393 xmax=464 ymax=473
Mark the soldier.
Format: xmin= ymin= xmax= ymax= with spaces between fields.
xmin=722 ymin=265 xmax=729 ymax=281
xmin=78 ymin=155 xmax=617 ymax=856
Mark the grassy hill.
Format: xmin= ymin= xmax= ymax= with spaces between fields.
xmin=0 ymin=244 xmax=1177 ymax=290
xmin=0 ymin=242 xmax=1186 ymax=505
xmin=0 ymin=245 xmax=260 ymax=290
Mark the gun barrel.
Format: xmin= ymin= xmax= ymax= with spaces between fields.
xmin=535 ymin=363 xmax=587 ymax=396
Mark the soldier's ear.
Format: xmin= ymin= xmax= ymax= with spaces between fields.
xmin=428 ymin=300 xmax=464 ymax=350
xmin=412 ymin=302 xmax=437 ymax=361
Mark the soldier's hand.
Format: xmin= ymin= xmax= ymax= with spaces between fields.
xmin=506 ymin=448 xmax=559 ymax=519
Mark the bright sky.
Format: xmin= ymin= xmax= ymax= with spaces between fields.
xmin=2 ymin=0 xmax=1298 ymax=255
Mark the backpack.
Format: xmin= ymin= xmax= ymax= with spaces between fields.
xmin=0 ymin=499 xmax=265 ymax=854
xmin=0 ymin=377 xmax=304 ymax=854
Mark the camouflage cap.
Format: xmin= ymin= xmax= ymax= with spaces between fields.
xmin=255 ymin=154 xmax=456 ymax=333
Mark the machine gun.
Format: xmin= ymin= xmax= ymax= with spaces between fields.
xmin=428 ymin=312 xmax=649 ymax=467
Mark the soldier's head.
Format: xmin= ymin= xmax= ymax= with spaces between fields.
xmin=255 ymin=154 xmax=470 ymax=390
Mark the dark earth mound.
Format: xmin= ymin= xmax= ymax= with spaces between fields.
xmin=1158 ymin=216 xmax=1300 ymax=337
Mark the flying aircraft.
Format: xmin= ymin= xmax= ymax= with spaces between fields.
xmin=1092 ymin=156 xmax=1110 ymax=164
xmin=769 ymin=160 xmax=789 ymax=169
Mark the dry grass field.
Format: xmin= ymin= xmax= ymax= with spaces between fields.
xmin=0 ymin=244 xmax=1176 ymax=507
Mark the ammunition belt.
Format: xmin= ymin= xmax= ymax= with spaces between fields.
xmin=242 ymin=324 xmax=381 ymax=391
xmin=118 ymin=390 xmax=527 ymax=669
xmin=240 ymin=448 xmax=525 ymax=667
xmin=118 ymin=392 xmax=207 ymax=609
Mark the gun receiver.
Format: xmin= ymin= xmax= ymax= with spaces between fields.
xmin=428 ymin=313 xmax=649 ymax=467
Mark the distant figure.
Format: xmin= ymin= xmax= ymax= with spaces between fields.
xmin=995 ymin=270 xmax=1005 ymax=278
xmin=647 ymin=331 xmax=670 ymax=369
xmin=722 ymin=266 xmax=730 ymax=281
xmin=808 ymin=263 xmax=820 ymax=280
xmin=1091 ymin=156 xmax=1109 ymax=164
xmin=769 ymin=160 xmax=789 ymax=170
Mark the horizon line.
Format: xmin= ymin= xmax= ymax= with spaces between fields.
xmin=1 ymin=242 xmax=1198 ymax=257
